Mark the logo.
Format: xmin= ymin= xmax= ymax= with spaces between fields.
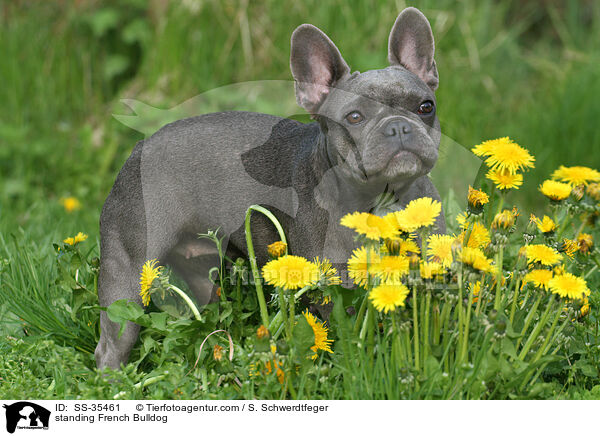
xmin=2 ymin=402 xmax=50 ymax=434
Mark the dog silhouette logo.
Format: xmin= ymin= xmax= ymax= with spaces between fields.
xmin=2 ymin=402 xmax=50 ymax=433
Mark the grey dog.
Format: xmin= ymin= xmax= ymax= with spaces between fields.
xmin=95 ymin=7 xmax=445 ymax=369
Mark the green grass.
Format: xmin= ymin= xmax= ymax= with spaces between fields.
xmin=1 ymin=0 xmax=600 ymax=399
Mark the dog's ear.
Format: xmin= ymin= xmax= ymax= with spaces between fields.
xmin=290 ymin=24 xmax=350 ymax=113
xmin=388 ymin=7 xmax=439 ymax=91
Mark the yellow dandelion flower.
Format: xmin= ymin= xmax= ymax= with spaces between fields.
xmin=213 ymin=344 xmax=224 ymax=361
xmin=427 ymin=234 xmax=455 ymax=267
xmin=139 ymin=259 xmax=162 ymax=306
xmin=472 ymin=137 xmax=504 ymax=156
xmin=267 ymin=241 xmax=287 ymax=258
xmin=472 ymin=137 xmax=535 ymax=174
xmin=539 ymin=180 xmax=572 ymax=201
xmin=313 ymin=257 xmax=342 ymax=286
xmin=456 ymin=211 xmax=468 ymax=229
xmin=250 ymin=359 xmax=285 ymax=384
xmin=459 ymin=221 xmax=491 ymax=249
xmin=553 ymin=264 xmax=566 ymax=276
xmin=368 ymin=283 xmax=410 ymax=313
xmin=577 ymin=298 xmax=590 ymax=319
xmin=560 ymin=238 xmax=579 ymax=259
xmin=262 ymin=255 xmax=319 ymax=290
xmin=586 ymin=183 xmax=600 ymax=201
xmin=486 ymin=168 xmax=523 ymax=190
xmin=532 ymin=215 xmax=556 ymax=233
xmin=420 ymin=261 xmax=444 ymax=279
xmin=524 ymin=269 xmax=553 ymax=290
xmin=303 ymin=310 xmax=333 ymax=360
xmin=347 ymin=246 xmax=380 ymax=287
xmin=256 ymin=325 xmax=269 ymax=339
xmin=467 ymin=186 xmax=489 ymax=208
xmin=548 ymin=272 xmax=590 ymax=300
xmin=63 ymin=232 xmax=88 ymax=246
xmin=393 ymin=197 xmax=442 ymax=232
xmin=470 ymin=281 xmax=482 ymax=303
xmin=526 ymin=244 xmax=562 ymax=266
xmin=551 ymin=165 xmax=600 ymax=186
xmin=371 ymin=255 xmax=410 ymax=282
xmin=60 ymin=196 xmax=81 ymax=213
xmin=340 ymin=212 xmax=398 ymax=240
xmin=577 ymin=233 xmax=593 ymax=255
xmin=460 ymin=247 xmax=495 ymax=274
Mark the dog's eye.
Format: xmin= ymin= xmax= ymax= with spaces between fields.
xmin=417 ymin=101 xmax=435 ymax=115
xmin=345 ymin=111 xmax=364 ymax=124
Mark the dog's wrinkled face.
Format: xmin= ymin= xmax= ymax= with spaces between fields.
xmin=291 ymin=7 xmax=440 ymax=190
xmin=318 ymin=67 xmax=440 ymax=185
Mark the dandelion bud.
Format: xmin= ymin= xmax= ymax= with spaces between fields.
xmin=213 ymin=344 xmax=224 ymax=361
xmin=267 ymin=241 xmax=287 ymax=258
xmin=571 ymin=184 xmax=585 ymax=201
xmin=467 ymin=186 xmax=489 ymax=215
xmin=494 ymin=319 xmax=506 ymax=333
xmin=256 ymin=325 xmax=269 ymax=339
xmin=586 ymin=183 xmax=600 ymax=201
xmin=559 ymin=238 xmax=579 ymax=259
xmin=577 ymin=233 xmax=593 ymax=255
xmin=491 ymin=210 xmax=515 ymax=230
xmin=526 ymin=214 xmax=538 ymax=234
xmin=409 ymin=254 xmax=421 ymax=269
xmin=384 ymin=238 xmax=401 ymax=255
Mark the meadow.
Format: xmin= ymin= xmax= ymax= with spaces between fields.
xmin=0 ymin=0 xmax=599 ymax=399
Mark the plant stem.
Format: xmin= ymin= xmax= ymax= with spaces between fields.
xmin=573 ymin=213 xmax=588 ymax=239
xmin=532 ymin=302 xmax=565 ymax=363
xmin=432 ymin=298 xmax=440 ymax=346
xmin=353 ymin=296 xmax=368 ymax=336
xmin=412 ymin=288 xmax=420 ymax=371
xmin=456 ymin=271 xmax=464 ymax=363
xmin=244 ymin=205 xmax=288 ymax=331
xmin=509 ymin=278 xmax=521 ymax=325
xmin=516 ymin=293 xmax=542 ymax=349
xmin=288 ymin=290 xmax=295 ymax=337
xmin=168 ymin=285 xmax=202 ymax=321
xmin=494 ymin=246 xmax=504 ymax=310
xmin=423 ymin=291 xmax=431 ymax=370
xmin=555 ymin=213 xmax=572 ymax=240
xmin=518 ymin=296 xmax=555 ymax=360
xmin=436 ymin=299 xmax=451 ymax=346
xmin=460 ymin=283 xmax=475 ymax=363
xmin=404 ymin=328 xmax=413 ymax=369
xmin=277 ymin=287 xmax=290 ymax=341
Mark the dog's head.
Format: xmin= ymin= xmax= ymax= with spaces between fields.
xmin=291 ymin=7 xmax=440 ymax=190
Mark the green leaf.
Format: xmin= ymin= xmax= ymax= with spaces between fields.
xmin=148 ymin=312 xmax=170 ymax=332
xmin=107 ymin=300 xmax=145 ymax=337
xmin=500 ymin=337 xmax=517 ymax=359
xmin=292 ymin=315 xmax=315 ymax=365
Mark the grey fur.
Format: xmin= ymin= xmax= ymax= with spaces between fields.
xmin=96 ymin=7 xmax=445 ymax=369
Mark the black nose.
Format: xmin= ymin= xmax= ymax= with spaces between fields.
xmin=383 ymin=120 xmax=412 ymax=137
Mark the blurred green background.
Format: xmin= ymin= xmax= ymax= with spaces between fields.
xmin=1 ymin=0 xmax=599 ymax=243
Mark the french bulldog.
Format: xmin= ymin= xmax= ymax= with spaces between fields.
xmin=96 ymin=7 xmax=445 ymax=369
